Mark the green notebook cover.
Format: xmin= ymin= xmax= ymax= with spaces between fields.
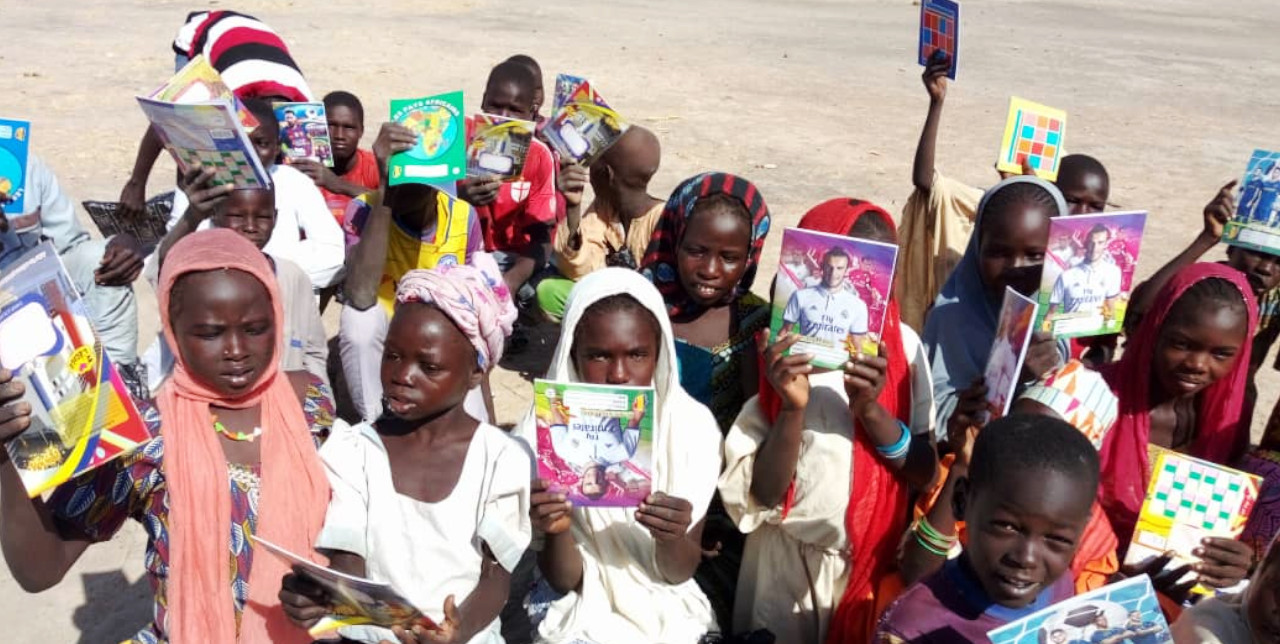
xmin=388 ymin=91 xmax=465 ymax=187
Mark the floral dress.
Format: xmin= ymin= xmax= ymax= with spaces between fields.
xmin=47 ymin=377 xmax=336 ymax=643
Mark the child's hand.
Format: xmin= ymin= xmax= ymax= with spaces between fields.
xmin=373 ymin=122 xmax=419 ymax=181
xmin=559 ymin=163 xmax=588 ymax=208
xmin=1120 ymin=551 xmax=1197 ymax=603
xmin=636 ymin=492 xmax=693 ymax=543
xmin=996 ymin=157 xmax=1039 ymax=181
xmin=458 ymin=177 xmax=501 ymax=207
xmin=922 ymin=50 xmax=949 ymax=104
xmin=843 ymin=344 xmax=888 ymax=416
xmin=947 ymin=378 xmax=987 ymax=465
xmin=278 ymin=568 xmax=332 ymax=629
xmin=760 ymin=332 xmax=812 ymax=412
xmin=0 ymin=369 xmax=32 ymax=446
xmin=178 ymin=165 xmax=234 ymax=223
xmin=1202 ymin=180 xmax=1236 ymax=242
xmin=293 ymin=159 xmax=337 ymax=191
xmin=1020 ymin=332 xmax=1062 ymax=382
xmin=94 ymin=233 xmax=146 ymax=287
xmin=384 ymin=596 xmax=461 ymax=644
xmin=1193 ymin=536 xmax=1254 ymax=589
xmin=530 ymin=478 xmax=574 ymax=535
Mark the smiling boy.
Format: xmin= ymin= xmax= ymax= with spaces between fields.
xmin=294 ymin=91 xmax=381 ymax=224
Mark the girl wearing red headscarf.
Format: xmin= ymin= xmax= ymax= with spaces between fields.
xmin=718 ymin=199 xmax=938 ymax=643
xmin=1099 ymin=262 xmax=1259 ymax=592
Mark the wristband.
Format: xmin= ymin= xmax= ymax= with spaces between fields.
xmin=876 ymin=420 xmax=912 ymax=460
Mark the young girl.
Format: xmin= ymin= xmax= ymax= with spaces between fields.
xmin=0 ymin=229 xmax=334 ymax=643
xmin=922 ymin=175 xmax=1069 ymax=436
xmin=519 ymin=268 xmax=722 ymax=643
xmin=719 ymin=199 xmax=937 ymax=643
xmin=1098 ymin=263 xmax=1258 ymax=588
xmin=280 ymin=262 xmax=527 ymax=643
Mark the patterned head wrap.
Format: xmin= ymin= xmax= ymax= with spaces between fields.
xmin=394 ymin=253 xmax=516 ymax=370
xmin=1019 ymin=359 xmax=1118 ymax=449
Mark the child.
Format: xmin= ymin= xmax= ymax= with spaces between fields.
xmin=280 ymin=264 xmax=525 ymax=643
xmin=1171 ymin=534 xmax=1280 ymax=643
xmin=922 ymin=175 xmax=1069 ymax=436
xmin=166 ymin=98 xmax=346 ymax=291
xmin=505 ymin=54 xmax=546 ymax=126
xmin=518 ymin=268 xmax=722 ymax=643
xmin=339 ymin=122 xmax=487 ymax=423
xmin=155 ymin=167 xmax=328 ymax=385
xmin=0 ymin=229 xmax=334 ymax=642
xmin=293 ymin=90 xmax=382 ymax=224
xmin=719 ymin=199 xmax=938 ymax=643
xmin=459 ymin=60 xmax=558 ymax=312
xmin=1098 ymin=263 xmax=1259 ymax=588
xmin=875 ymin=414 xmax=1100 ymax=643
xmin=536 ymin=126 xmax=664 ymax=321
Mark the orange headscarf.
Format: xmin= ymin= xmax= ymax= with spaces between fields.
xmin=157 ymin=229 xmax=329 ymax=643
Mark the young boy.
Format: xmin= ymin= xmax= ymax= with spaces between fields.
xmin=876 ymin=414 xmax=1099 ymax=643
xmin=536 ymin=126 xmax=663 ymax=321
xmin=458 ymin=60 xmax=557 ymax=313
xmin=340 ymin=122 xmax=484 ymax=422
xmin=164 ymin=98 xmax=345 ymax=291
xmin=294 ymin=90 xmax=381 ymax=224
xmin=155 ymin=169 xmax=328 ymax=385
xmin=505 ymin=54 xmax=545 ymax=126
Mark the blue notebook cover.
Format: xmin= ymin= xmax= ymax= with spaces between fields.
xmin=919 ymin=0 xmax=960 ymax=80
xmin=0 ymin=119 xmax=31 ymax=215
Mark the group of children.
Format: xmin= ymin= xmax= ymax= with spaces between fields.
xmin=0 ymin=8 xmax=1278 ymax=644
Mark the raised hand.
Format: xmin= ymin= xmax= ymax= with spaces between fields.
xmin=760 ymin=332 xmax=812 ymax=413
xmin=635 ymin=492 xmax=693 ymax=543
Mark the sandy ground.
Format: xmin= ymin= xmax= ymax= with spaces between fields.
xmin=4 ymin=0 xmax=1280 ymax=640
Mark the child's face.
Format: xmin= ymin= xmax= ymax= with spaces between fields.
xmin=327 ymin=105 xmax=363 ymax=163
xmin=1056 ymin=170 xmax=1109 ymax=215
xmin=380 ymin=303 xmax=481 ymax=421
xmin=481 ymin=80 xmax=535 ymax=121
xmin=572 ymin=308 xmax=661 ymax=386
xmin=676 ymin=204 xmax=752 ymax=308
xmin=170 ymin=269 xmax=276 ymax=398
xmin=213 ymin=189 xmax=276 ymax=250
xmin=955 ymin=467 xmax=1092 ymax=608
xmin=249 ymin=125 xmax=280 ymax=169
xmin=1153 ymin=303 xmax=1247 ymax=399
xmin=978 ymin=202 xmax=1051 ymax=298
xmin=1226 ymin=246 xmax=1280 ymax=296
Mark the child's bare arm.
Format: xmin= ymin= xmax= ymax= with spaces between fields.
xmin=156 ymin=166 xmax=235 ymax=270
xmin=345 ymin=124 xmax=416 ymax=310
xmin=119 ymin=126 xmax=165 ymax=219
xmin=530 ymin=478 xmax=584 ymax=594
xmin=912 ymin=52 xmax=951 ymax=192
xmin=443 ymin=550 xmax=512 ymax=642
xmin=503 ymin=224 xmax=552 ymax=295
xmin=294 ymin=159 xmax=369 ymax=198
xmin=750 ymin=334 xmax=812 ymax=507
xmin=636 ymin=496 xmax=704 ymax=584
xmin=897 ymin=459 xmax=966 ymax=586
xmin=845 ymin=348 xmax=937 ymax=490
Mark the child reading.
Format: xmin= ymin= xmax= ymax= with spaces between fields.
xmin=922 ymin=175 xmax=1069 ymax=436
xmin=0 ymin=229 xmax=333 ymax=642
xmin=518 ymin=268 xmax=722 ymax=643
xmin=536 ymin=126 xmax=664 ymax=321
xmin=293 ymin=90 xmax=382 ymax=224
xmin=1171 ymin=533 xmax=1280 ymax=643
xmin=719 ymin=199 xmax=938 ymax=643
xmin=279 ymin=263 xmax=525 ymax=643
xmin=875 ymin=414 xmax=1100 ymax=643
xmin=1097 ymin=263 xmax=1258 ymax=589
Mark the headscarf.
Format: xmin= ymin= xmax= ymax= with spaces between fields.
xmin=157 ymin=229 xmax=329 ymax=643
xmin=640 ymin=172 xmax=771 ymax=318
xmin=922 ymin=175 xmax=1068 ymax=430
xmin=393 ymin=254 xmax=516 ymax=371
xmin=754 ymin=199 xmax=912 ymax=642
xmin=1097 ymin=263 xmax=1258 ymax=544
xmin=1018 ymin=359 xmax=1119 ymax=450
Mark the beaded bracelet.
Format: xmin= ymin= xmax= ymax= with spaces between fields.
xmin=912 ymin=515 xmax=958 ymax=557
xmin=876 ymin=420 xmax=912 ymax=460
xmin=913 ymin=528 xmax=952 ymax=557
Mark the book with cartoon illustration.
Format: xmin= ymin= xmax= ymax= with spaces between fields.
xmin=770 ymin=227 xmax=900 ymax=369
xmin=987 ymin=575 xmax=1170 ymax=644
xmin=0 ymin=242 xmax=152 ymax=498
xmin=253 ymin=536 xmax=438 ymax=638
xmin=1036 ymin=210 xmax=1147 ymax=338
xmin=147 ymin=54 xmax=259 ymax=132
xmin=983 ymin=287 xmax=1038 ymax=420
xmin=544 ymin=74 xmax=629 ymax=165
xmin=388 ymin=91 xmax=466 ymax=187
xmin=1223 ymin=149 xmax=1280 ymax=255
xmin=466 ymin=113 xmax=535 ymax=181
xmin=136 ymin=96 xmax=270 ymax=191
xmin=274 ymin=101 xmax=332 ymax=166
xmin=533 ymin=379 xmax=654 ymax=507
xmin=0 ymin=118 xmax=31 ymax=215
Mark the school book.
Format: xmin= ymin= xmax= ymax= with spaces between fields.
xmin=82 ymin=192 xmax=175 ymax=254
xmin=252 ymin=536 xmax=439 ymax=638
xmin=135 ymin=96 xmax=271 ymax=191
xmin=986 ymin=575 xmax=1169 ymax=644
xmin=466 ymin=113 xmax=535 ymax=181
xmin=1124 ymin=448 xmax=1261 ymax=597
xmin=770 ymin=227 xmax=900 ymax=369
xmin=1223 ymin=148 xmax=1280 ymax=255
xmin=997 ymin=97 xmax=1067 ymax=181
xmin=0 ymin=242 xmax=151 ymax=498
xmin=274 ymin=101 xmax=332 ymax=166
xmin=1035 ymin=210 xmax=1147 ymax=338
xmin=147 ymin=54 xmax=259 ymax=132
xmin=544 ymin=74 xmax=630 ymax=166
xmin=918 ymin=0 xmax=959 ymax=80
xmin=0 ymin=118 xmax=30 ymax=216
xmin=388 ymin=91 xmax=466 ymax=187
xmin=983 ymin=287 xmax=1038 ymax=420
xmin=532 ymin=379 xmax=654 ymax=507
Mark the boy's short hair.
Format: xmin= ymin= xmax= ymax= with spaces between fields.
xmin=243 ymin=98 xmax=279 ymax=133
xmin=969 ymin=414 xmax=1100 ymax=492
xmin=487 ymin=60 xmax=539 ymax=96
xmin=506 ymin=54 xmax=542 ymax=78
xmin=323 ymin=90 xmax=365 ymax=123
xmin=1059 ymin=154 xmax=1110 ymax=185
